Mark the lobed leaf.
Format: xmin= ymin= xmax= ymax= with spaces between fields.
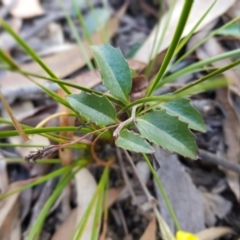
xmin=91 ymin=44 xmax=132 ymax=103
xmin=66 ymin=92 xmax=117 ymax=125
xmin=115 ymin=129 xmax=154 ymax=153
xmin=160 ymin=98 xmax=206 ymax=132
xmin=136 ymin=110 xmax=198 ymax=159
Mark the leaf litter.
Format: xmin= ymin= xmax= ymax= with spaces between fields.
xmin=0 ymin=0 xmax=240 ymax=239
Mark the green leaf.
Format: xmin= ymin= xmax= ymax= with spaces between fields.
xmin=115 ymin=129 xmax=154 ymax=153
xmin=136 ymin=110 xmax=198 ymax=159
xmin=91 ymin=44 xmax=132 ymax=103
xmin=66 ymin=92 xmax=117 ymax=125
xmin=160 ymin=98 xmax=206 ymax=132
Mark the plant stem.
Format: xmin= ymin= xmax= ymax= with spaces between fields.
xmin=142 ymin=153 xmax=181 ymax=231
xmin=146 ymin=0 xmax=194 ymax=96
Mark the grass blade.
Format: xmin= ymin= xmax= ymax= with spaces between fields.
xmin=0 ymin=90 xmax=29 ymax=141
xmin=146 ymin=0 xmax=194 ymax=96
xmin=172 ymin=15 xmax=240 ymax=67
xmin=0 ymin=19 xmax=71 ymax=94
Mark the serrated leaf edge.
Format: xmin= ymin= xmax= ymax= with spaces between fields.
xmin=91 ymin=45 xmax=130 ymax=103
xmin=161 ymin=98 xmax=206 ymax=132
xmin=136 ymin=109 xmax=199 ymax=159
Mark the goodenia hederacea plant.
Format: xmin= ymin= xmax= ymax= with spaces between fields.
xmin=65 ymin=43 xmax=205 ymax=159
xmin=91 ymin=43 xmax=132 ymax=103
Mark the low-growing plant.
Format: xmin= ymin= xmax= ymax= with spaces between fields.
xmin=0 ymin=0 xmax=239 ymax=239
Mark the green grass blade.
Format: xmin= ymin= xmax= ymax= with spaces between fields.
xmin=146 ymin=0 xmax=194 ymax=96
xmin=0 ymin=19 xmax=71 ymax=94
xmin=173 ymin=0 xmax=216 ymax=57
xmin=120 ymin=77 xmax=228 ymax=114
xmin=1 ymin=158 xmax=61 ymax=164
xmin=27 ymin=165 xmax=84 ymax=240
xmin=91 ymin=167 xmax=109 ymax=240
xmin=142 ymin=153 xmax=181 ymax=231
xmin=59 ymin=1 xmax=94 ymax=71
xmin=0 ymin=126 xmax=90 ymax=138
xmin=0 ymin=160 xmax=87 ymax=201
xmin=0 ymin=66 xmax=125 ymax=107
xmin=72 ymin=0 xmax=92 ymax=44
xmin=172 ymin=15 xmax=240 ymax=67
xmin=0 ymin=49 xmax=72 ymax=109
xmin=71 ymin=167 xmax=108 ymax=240
xmin=158 ymin=48 xmax=240 ymax=88
xmin=145 ymin=0 xmax=176 ymax=77
xmin=174 ymin=58 xmax=240 ymax=94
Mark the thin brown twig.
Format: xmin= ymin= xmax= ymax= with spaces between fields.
xmin=123 ymin=150 xmax=156 ymax=204
xmin=116 ymin=148 xmax=138 ymax=204
xmin=199 ymin=149 xmax=240 ymax=175
xmin=25 ymin=125 xmax=118 ymax=163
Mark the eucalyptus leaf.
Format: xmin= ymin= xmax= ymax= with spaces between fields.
xmin=91 ymin=44 xmax=132 ymax=103
xmin=116 ymin=129 xmax=154 ymax=153
xmin=160 ymin=98 xmax=206 ymax=132
xmin=66 ymin=92 xmax=117 ymax=125
xmin=136 ymin=110 xmax=198 ymax=159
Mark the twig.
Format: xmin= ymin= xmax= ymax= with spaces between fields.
xmin=25 ymin=124 xmax=118 ymax=163
xmin=116 ymin=148 xmax=138 ymax=204
xmin=116 ymin=202 xmax=129 ymax=236
xmin=199 ymin=149 xmax=240 ymax=175
xmin=123 ymin=150 xmax=155 ymax=204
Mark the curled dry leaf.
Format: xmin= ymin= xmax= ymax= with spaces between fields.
xmin=2 ymin=0 xmax=44 ymax=18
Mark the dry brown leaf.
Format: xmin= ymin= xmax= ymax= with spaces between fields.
xmin=227 ymin=1 xmax=240 ymax=18
xmin=140 ymin=217 xmax=156 ymax=240
xmin=2 ymin=0 xmax=44 ymax=18
xmin=51 ymin=209 xmax=77 ymax=240
xmin=154 ymin=147 xmax=205 ymax=233
xmin=104 ymin=187 xmax=123 ymax=210
xmin=0 ymin=179 xmax=35 ymax=240
xmin=202 ymin=192 xmax=232 ymax=226
xmin=196 ymin=227 xmax=235 ymax=240
xmin=52 ymin=187 xmax=122 ymax=240
xmin=1 ymin=5 xmax=125 ymax=101
xmin=217 ymin=88 xmax=240 ymax=200
xmin=133 ymin=0 xmax=236 ymax=63
xmin=75 ymin=168 xmax=97 ymax=240
xmin=0 ymin=90 xmax=29 ymax=141
xmin=196 ymin=37 xmax=240 ymax=200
